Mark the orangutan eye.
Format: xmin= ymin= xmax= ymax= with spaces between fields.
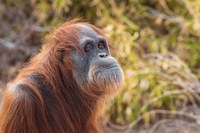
xmin=84 ymin=43 xmax=93 ymax=52
xmin=98 ymin=41 xmax=106 ymax=50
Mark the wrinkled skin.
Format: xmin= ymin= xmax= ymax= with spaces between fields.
xmin=72 ymin=24 xmax=124 ymax=95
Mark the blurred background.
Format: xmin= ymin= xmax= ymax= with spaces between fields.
xmin=0 ymin=0 xmax=200 ymax=133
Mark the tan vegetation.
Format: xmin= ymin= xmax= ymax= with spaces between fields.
xmin=0 ymin=0 xmax=200 ymax=132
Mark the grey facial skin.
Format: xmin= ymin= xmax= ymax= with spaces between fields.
xmin=72 ymin=24 xmax=124 ymax=93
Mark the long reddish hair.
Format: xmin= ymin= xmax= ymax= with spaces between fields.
xmin=0 ymin=20 xmax=109 ymax=133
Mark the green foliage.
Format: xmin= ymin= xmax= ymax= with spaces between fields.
xmin=1 ymin=0 xmax=200 ymax=127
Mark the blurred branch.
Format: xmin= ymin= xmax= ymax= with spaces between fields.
xmin=140 ymin=89 xmax=200 ymax=113
xmin=0 ymin=38 xmax=39 ymax=55
xmin=0 ymin=38 xmax=15 ymax=49
xmin=159 ymin=0 xmax=176 ymax=16
xmin=31 ymin=25 xmax=51 ymax=32
xmin=181 ymin=0 xmax=195 ymax=15
xmin=124 ymin=109 xmax=198 ymax=133
xmin=149 ymin=119 xmax=198 ymax=133
xmin=148 ymin=7 xmax=184 ymax=24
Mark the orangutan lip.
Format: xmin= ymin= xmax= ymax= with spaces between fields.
xmin=106 ymin=64 xmax=119 ymax=69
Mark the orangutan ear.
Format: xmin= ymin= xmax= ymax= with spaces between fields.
xmin=58 ymin=49 xmax=65 ymax=63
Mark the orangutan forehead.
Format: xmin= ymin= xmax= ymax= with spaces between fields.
xmin=75 ymin=24 xmax=104 ymax=40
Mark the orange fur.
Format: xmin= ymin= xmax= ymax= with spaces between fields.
xmin=0 ymin=20 xmax=115 ymax=133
